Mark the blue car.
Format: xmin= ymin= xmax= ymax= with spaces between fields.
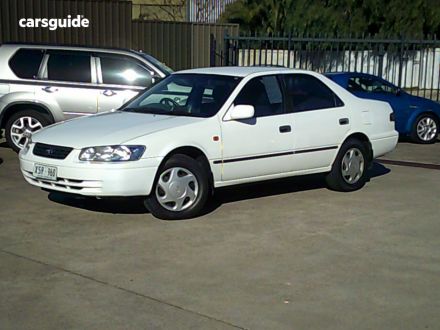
xmin=326 ymin=72 xmax=440 ymax=144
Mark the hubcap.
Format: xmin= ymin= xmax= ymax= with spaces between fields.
xmin=416 ymin=117 xmax=437 ymax=142
xmin=155 ymin=167 xmax=199 ymax=212
xmin=341 ymin=147 xmax=365 ymax=184
xmin=10 ymin=116 xmax=43 ymax=149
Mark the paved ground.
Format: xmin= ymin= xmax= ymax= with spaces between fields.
xmin=0 ymin=139 xmax=439 ymax=330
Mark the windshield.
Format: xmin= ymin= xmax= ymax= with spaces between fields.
xmin=122 ymin=74 xmax=241 ymax=118
xmin=139 ymin=53 xmax=174 ymax=75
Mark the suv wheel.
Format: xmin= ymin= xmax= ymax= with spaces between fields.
xmin=325 ymin=139 xmax=368 ymax=192
xmin=144 ymin=154 xmax=210 ymax=220
xmin=410 ymin=113 xmax=438 ymax=144
xmin=5 ymin=110 xmax=52 ymax=152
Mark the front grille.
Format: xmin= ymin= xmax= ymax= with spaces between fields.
xmin=33 ymin=143 xmax=73 ymax=160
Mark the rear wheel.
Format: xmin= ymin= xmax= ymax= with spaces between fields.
xmin=410 ymin=113 xmax=438 ymax=144
xmin=326 ymin=139 xmax=368 ymax=192
xmin=144 ymin=154 xmax=210 ymax=220
xmin=5 ymin=110 xmax=52 ymax=152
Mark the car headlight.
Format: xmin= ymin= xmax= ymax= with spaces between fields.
xmin=79 ymin=145 xmax=145 ymax=162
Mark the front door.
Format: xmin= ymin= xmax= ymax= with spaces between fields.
xmin=96 ymin=54 xmax=153 ymax=112
xmin=221 ymin=75 xmax=296 ymax=181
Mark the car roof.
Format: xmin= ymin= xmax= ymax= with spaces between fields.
xmin=325 ymin=72 xmax=377 ymax=78
xmin=176 ymin=66 xmax=304 ymax=77
xmin=0 ymin=42 xmax=146 ymax=56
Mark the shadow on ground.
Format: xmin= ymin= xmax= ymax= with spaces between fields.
xmin=47 ymin=162 xmax=390 ymax=217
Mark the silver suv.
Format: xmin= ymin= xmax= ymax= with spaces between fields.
xmin=0 ymin=43 xmax=172 ymax=151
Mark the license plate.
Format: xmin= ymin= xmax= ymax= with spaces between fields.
xmin=33 ymin=164 xmax=57 ymax=181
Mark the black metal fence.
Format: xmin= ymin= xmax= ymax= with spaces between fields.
xmin=222 ymin=34 xmax=440 ymax=101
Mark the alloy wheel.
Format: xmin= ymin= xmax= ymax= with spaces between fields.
xmin=416 ymin=117 xmax=437 ymax=142
xmin=10 ymin=116 xmax=43 ymax=149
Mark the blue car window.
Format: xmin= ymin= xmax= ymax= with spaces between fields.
xmin=349 ymin=77 xmax=398 ymax=95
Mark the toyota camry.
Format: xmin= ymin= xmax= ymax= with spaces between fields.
xmin=19 ymin=67 xmax=398 ymax=219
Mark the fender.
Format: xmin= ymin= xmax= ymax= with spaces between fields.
xmin=158 ymin=143 xmax=220 ymax=185
xmin=404 ymin=108 xmax=439 ymax=134
xmin=158 ymin=141 xmax=214 ymax=163
xmin=328 ymin=130 xmax=373 ymax=167
xmin=0 ymin=91 xmax=65 ymax=125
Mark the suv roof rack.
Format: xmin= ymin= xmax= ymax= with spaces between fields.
xmin=1 ymin=42 xmax=145 ymax=56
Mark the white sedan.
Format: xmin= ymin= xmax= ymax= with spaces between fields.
xmin=19 ymin=67 xmax=398 ymax=219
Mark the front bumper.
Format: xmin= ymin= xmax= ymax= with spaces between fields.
xmin=19 ymin=144 xmax=163 ymax=197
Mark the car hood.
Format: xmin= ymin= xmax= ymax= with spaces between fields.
xmin=32 ymin=111 xmax=203 ymax=149
xmin=407 ymin=94 xmax=440 ymax=109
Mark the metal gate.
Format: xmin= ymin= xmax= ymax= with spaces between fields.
xmin=223 ymin=34 xmax=440 ymax=101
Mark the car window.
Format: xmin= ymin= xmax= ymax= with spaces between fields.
xmin=283 ymin=74 xmax=343 ymax=112
xmin=235 ymin=75 xmax=284 ymax=117
xmin=100 ymin=56 xmax=152 ymax=87
xmin=47 ymin=52 xmax=91 ymax=83
xmin=9 ymin=48 xmax=44 ymax=79
xmin=124 ymin=74 xmax=241 ymax=118
xmin=348 ymin=77 xmax=398 ymax=94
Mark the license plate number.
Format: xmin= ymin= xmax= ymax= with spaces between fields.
xmin=33 ymin=164 xmax=57 ymax=181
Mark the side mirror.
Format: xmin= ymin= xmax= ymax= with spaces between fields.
xmin=229 ymin=105 xmax=255 ymax=120
xmin=395 ymin=88 xmax=402 ymax=96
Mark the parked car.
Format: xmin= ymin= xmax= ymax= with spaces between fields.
xmin=19 ymin=67 xmax=398 ymax=220
xmin=0 ymin=43 xmax=172 ymax=151
xmin=326 ymin=72 xmax=440 ymax=144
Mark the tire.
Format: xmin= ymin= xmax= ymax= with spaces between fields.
xmin=325 ymin=139 xmax=369 ymax=192
xmin=144 ymin=154 xmax=210 ymax=220
xmin=5 ymin=110 xmax=52 ymax=152
xmin=410 ymin=113 xmax=439 ymax=144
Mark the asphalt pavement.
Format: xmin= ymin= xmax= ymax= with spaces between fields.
xmin=1 ymin=139 xmax=439 ymax=329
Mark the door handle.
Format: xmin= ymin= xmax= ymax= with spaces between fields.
xmin=339 ymin=118 xmax=349 ymax=125
xmin=42 ymin=86 xmax=58 ymax=93
xmin=279 ymin=125 xmax=291 ymax=133
xmin=102 ymin=90 xmax=117 ymax=97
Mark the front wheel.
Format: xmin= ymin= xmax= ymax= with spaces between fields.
xmin=410 ymin=114 xmax=438 ymax=144
xmin=325 ymin=139 xmax=368 ymax=192
xmin=144 ymin=154 xmax=210 ymax=220
xmin=5 ymin=110 xmax=52 ymax=152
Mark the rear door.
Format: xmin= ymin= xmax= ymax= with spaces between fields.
xmin=282 ymin=74 xmax=350 ymax=171
xmin=36 ymin=50 xmax=99 ymax=118
xmin=96 ymin=54 xmax=153 ymax=112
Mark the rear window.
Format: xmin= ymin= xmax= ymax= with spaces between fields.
xmin=47 ymin=52 xmax=91 ymax=83
xmin=9 ymin=49 xmax=44 ymax=79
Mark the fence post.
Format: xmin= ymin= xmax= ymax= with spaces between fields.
xmin=378 ymin=44 xmax=385 ymax=77
xmin=209 ymin=33 xmax=216 ymax=67
xmin=398 ymin=36 xmax=404 ymax=88
xmin=224 ymin=31 xmax=230 ymax=66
